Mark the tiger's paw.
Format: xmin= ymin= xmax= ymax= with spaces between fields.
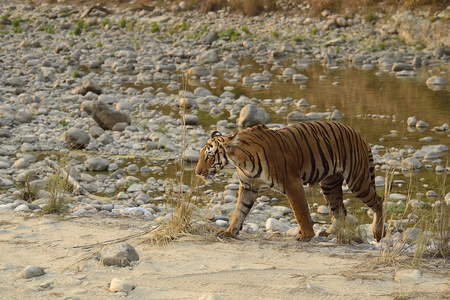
xmin=217 ymin=229 xmax=236 ymax=239
xmin=295 ymin=233 xmax=313 ymax=242
xmin=317 ymin=230 xmax=331 ymax=237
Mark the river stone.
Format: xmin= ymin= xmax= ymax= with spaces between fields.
xmin=91 ymin=100 xmax=131 ymax=130
xmin=287 ymin=112 xmax=308 ymax=121
xmin=185 ymin=149 xmax=200 ymax=162
xmin=179 ymin=97 xmax=198 ymax=109
xmin=109 ymin=278 xmax=135 ymax=293
xmin=317 ymin=205 xmax=330 ymax=214
xmin=82 ymin=78 xmax=102 ymax=94
xmin=15 ymin=110 xmax=32 ymax=123
xmin=112 ymin=122 xmax=128 ymax=131
xmin=65 ymin=128 xmax=90 ymax=149
xmin=194 ymin=87 xmax=212 ymax=97
xmin=101 ymin=243 xmax=139 ymax=267
xmin=415 ymin=120 xmax=429 ymax=128
xmin=199 ymin=30 xmax=218 ymax=44
xmin=0 ymin=129 xmax=11 ymax=138
xmin=16 ymin=169 xmax=39 ymax=184
xmin=391 ymin=63 xmax=414 ymax=72
xmin=401 ymin=228 xmax=420 ymax=244
xmin=85 ymin=157 xmax=110 ymax=171
xmin=7 ymin=77 xmax=25 ymax=87
xmin=13 ymin=158 xmax=30 ymax=169
xmin=237 ymin=104 xmax=271 ymax=127
xmin=188 ymin=67 xmax=210 ymax=77
xmin=184 ymin=114 xmax=199 ymax=125
xmin=331 ymin=109 xmax=344 ymax=120
xmin=283 ymin=68 xmax=297 ymax=76
xmin=412 ymin=56 xmax=422 ymax=65
xmin=116 ymin=101 xmax=134 ymax=111
xmin=266 ymin=218 xmax=291 ymax=233
xmin=21 ymin=265 xmax=45 ymax=279
xmin=407 ymin=116 xmax=417 ymax=126
xmin=89 ymin=126 xmax=104 ymax=138
xmin=200 ymin=49 xmax=219 ymax=63
xmin=401 ymin=157 xmax=422 ymax=170
xmin=426 ymin=76 xmax=447 ymax=85
xmin=336 ymin=17 xmax=347 ymax=27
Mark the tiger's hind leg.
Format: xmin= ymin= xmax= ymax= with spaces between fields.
xmin=349 ymin=177 xmax=385 ymax=242
xmin=218 ymin=186 xmax=257 ymax=238
xmin=318 ymin=174 xmax=346 ymax=238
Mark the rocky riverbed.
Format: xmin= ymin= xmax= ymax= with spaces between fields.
xmin=0 ymin=0 xmax=450 ymax=277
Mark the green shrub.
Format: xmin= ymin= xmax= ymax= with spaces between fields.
xmin=241 ymin=25 xmax=250 ymax=35
xmin=151 ymin=22 xmax=160 ymax=33
xmin=119 ymin=17 xmax=126 ymax=28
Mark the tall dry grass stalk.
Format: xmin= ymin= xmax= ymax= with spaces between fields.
xmin=378 ymin=166 xmax=450 ymax=267
xmin=142 ymin=73 xmax=208 ymax=246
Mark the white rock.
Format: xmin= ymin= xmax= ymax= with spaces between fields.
xmin=109 ymin=278 xmax=135 ymax=293
xmin=266 ymin=218 xmax=291 ymax=233
xmin=389 ymin=193 xmax=407 ymax=201
xmin=14 ymin=204 xmax=29 ymax=212
xmin=317 ymin=205 xmax=330 ymax=214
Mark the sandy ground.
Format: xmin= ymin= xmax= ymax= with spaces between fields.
xmin=0 ymin=211 xmax=449 ymax=300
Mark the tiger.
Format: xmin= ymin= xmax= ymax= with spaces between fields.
xmin=195 ymin=121 xmax=385 ymax=242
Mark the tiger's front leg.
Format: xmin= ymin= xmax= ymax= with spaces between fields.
xmin=218 ymin=186 xmax=258 ymax=238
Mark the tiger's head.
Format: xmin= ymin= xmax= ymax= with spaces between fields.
xmin=195 ymin=130 xmax=238 ymax=181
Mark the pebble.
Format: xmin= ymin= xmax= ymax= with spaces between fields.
xmin=109 ymin=278 xmax=135 ymax=293
xmin=20 ymin=265 xmax=45 ymax=279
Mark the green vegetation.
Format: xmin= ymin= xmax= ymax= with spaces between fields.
xmin=11 ymin=15 xmax=22 ymax=28
xmin=181 ymin=21 xmax=189 ymax=32
xmin=241 ymin=25 xmax=250 ymax=35
xmin=271 ymin=29 xmax=279 ymax=38
xmin=43 ymin=25 xmax=54 ymax=34
xmin=157 ymin=125 xmax=168 ymax=134
xmin=71 ymin=70 xmax=79 ymax=78
xmin=119 ymin=17 xmax=126 ymax=28
xmin=292 ymin=34 xmax=305 ymax=42
xmin=95 ymin=41 xmax=103 ymax=48
xmin=1 ymin=15 xmax=9 ymax=22
xmin=73 ymin=18 xmax=87 ymax=36
xmin=220 ymin=27 xmax=240 ymax=41
xmin=102 ymin=17 xmax=110 ymax=26
xmin=13 ymin=27 xmax=22 ymax=34
xmin=311 ymin=27 xmax=319 ymax=35
xmin=151 ymin=22 xmax=160 ymax=33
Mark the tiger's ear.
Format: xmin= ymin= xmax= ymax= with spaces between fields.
xmin=211 ymin=131 xmax=222 ymax=139
xmin=223 ymin=133 xmax=239 ymax=152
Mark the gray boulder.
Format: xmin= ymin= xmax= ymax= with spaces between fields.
xmin=20 ymin=266 xmax=45 ymax=279
xmin=91 ymin=100 xmax=131 ymax=130
xmin=287 ymin=112 xmax=308 ymax=121
xmin=426 ymin=76 xmax=448 ymax=85
xmin=199 ymin=30 xmax=218 ymax=44
xmin=391 ymin=63 xmax=414 ymax=72
xmin=64 ymin=128 xmax=90 ymax=149
xmin=82 ymin=78 xmax=102 ymax=94
xmin=15 ymin=110 xmax=32 ymax=123
xmin=188 ymin=67 xmax=210 ymax=77
xmin=100 ymin=243 xmax=139 ymax=267
xmin=200 ymin=49 xmax=219 ymax=64
xmin=85 ymin=157 xmax=110 ymax=171
xmin=237 ymin=104 xmax=271 ymax=127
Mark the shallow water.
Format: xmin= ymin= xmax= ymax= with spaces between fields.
xmin=178 ymin=59 xmax=450 ymax=224
xmin=91 ymin=58 xmax=450 ymax=224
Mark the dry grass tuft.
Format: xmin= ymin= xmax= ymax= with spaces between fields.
xmin=200 ymin=0 xmax=227 ymax=14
